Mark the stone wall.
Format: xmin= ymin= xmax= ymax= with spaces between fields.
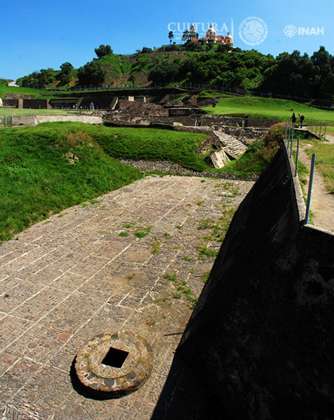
xmin=153 ymin=146 xmax=334 ymax=420
xmin=10 ymin=115 xmax=103 ymax=127
xmin=35 ymin=115 xmax=103 ymax=125
xmin=3 ymin=98 xmax=18 ymax=108
xmin=23 ymin=99 xmax=50 ymax=109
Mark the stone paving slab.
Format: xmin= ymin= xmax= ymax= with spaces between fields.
xmin=0 ymin=176 xmax=253 ymax=419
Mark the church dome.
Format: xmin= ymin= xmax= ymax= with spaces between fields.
xmin=207 ymin=24 xmax=217 ymax=35
xmin=226 ymin=32 xmax=234 ymax=43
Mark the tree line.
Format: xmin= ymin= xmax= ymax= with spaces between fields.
xmin=149 ymin=46 xmax=334 ymax=100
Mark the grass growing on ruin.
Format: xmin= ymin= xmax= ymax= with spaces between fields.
xmin=0 ymin=126 xmax=141 ymax=241
xmin=30 ymin=123 xmax=209 ymax=172
xmin=164 ymin=272 xmax=197 ymax=307
xmin=218 ymin=140 xmax=270 ymax=178
xmin=134 ymin=227 xmax=151 ymax=239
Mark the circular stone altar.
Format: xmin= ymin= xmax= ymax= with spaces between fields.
xmin=75 ymin=331 xmax=153 ymax=396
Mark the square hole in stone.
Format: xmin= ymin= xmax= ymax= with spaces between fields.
xmin=102 ymin=347 xmax=129 ymax=368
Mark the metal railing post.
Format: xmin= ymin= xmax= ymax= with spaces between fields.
xmin=290 ymin=127 xmax=294 ymax=158
xmin=305 ymin=153 xmax=316 ymax=225
xmin=295 ymin=136 xmax=300 ymax=177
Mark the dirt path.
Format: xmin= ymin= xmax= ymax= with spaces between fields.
xmin=325 ymin=133 xmax=334 ymax=144
xmin=300 ymin=144 xmax=334 ymax=233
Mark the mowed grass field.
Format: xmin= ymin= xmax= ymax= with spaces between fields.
xmin=204 ymin=95 xmax=334 ymax=125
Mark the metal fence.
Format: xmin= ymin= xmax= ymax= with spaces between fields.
xmin=285 ymin=122 xmax=317 ymax=225
xmin=307 ymin=124 xmax=328 ymax=139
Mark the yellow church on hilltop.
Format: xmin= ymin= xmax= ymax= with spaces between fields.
xmin=188 ymin=24 xmax=233 ymax=46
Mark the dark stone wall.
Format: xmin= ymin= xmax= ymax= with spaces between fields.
xmin=23 ymin=99 xmax=49 ymax=109
xmin=3 ymin=98 xmax=18 ymax=108
xmin=153 ymin=147 xmax=334 ymax=420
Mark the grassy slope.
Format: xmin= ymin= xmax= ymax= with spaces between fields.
xmin=98 ymin=55 xmax=134 ymax=86
xmin=38 ymin=123 xmax=209 ymax=171
xmin=217 ymin=123 xmax=285 ymax=178
xmin=96 ymin=51 xmax=195 ymax=87
xmin=0 ymin=126 xmax=141 ymax=241
xmin=204 ymin=95 xmax=334 ymax=125
xmin=217 ymin=141 xmax=269 ymax=178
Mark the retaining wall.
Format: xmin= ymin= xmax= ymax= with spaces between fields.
xmin=10 ymin=115 xmax=103 ymax=127
xmin=153 ymin=146 xmax=334 ymax=420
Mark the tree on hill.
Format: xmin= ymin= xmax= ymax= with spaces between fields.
xmin=182 ymin=30 xmax=191 ymax=43
xmin=141 ymin=47 xmax=153 ymax=54
xmin=95 ymin=44 xmax=113 ymax=58
xmin=18 ymin=68 xmax=57 ymax=88
xmin=148 ymin=61 xmax=181 ymax=86
xmin=168 ymin=31 xmax=174 ymax=44
xmin=77 ymin=61 xmax=105 ymax=87
xmin=147 ymin=49 xmax=273 ymax=90
xmin=260 ymin=47 xmax=334 ymax=99
xmin=57 ymin=62 xmax=74 ymax=85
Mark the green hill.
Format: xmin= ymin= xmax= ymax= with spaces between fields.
xmin=15 ymin=46 xmax=272 ymax=91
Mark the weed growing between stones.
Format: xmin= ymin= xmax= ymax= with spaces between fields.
xmin=164 ymin=273 xmax=177 ymax=283
xmin=151 ymin=239 xmax=161 ymax=255
xmin=164 ymin=273 xmax=197 ymax=308
xmin=119 ymin=231 xmax=129 ymax=238
xmin=220 ymin=182 xmax=240 ymax=197
xmin=198 ymin=246 xmax=218 ymax=259
xmin=201 ymin=272 xmax=210 ymax=284
xmin=198 ymin=219 xmax=215 ymax=231
xmin=123 ymin=222 xmax=136 ymax=229
xmin=134 ymin=227 xmax=151 ymax=239
xmin=197 ymin=204 xmax=237 ymax=260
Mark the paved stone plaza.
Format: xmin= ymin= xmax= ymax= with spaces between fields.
xmin=0 ymin=176 xmax=252 ymax=419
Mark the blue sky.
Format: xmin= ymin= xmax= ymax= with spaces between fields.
xmin=1 ymin=0 xmax=333 ymax=79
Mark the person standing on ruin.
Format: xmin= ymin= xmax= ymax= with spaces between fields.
xmin=300 ymin=114 xmax=305 ymax=128
xmin=291 ymin=112 xmax=297 ymax=127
